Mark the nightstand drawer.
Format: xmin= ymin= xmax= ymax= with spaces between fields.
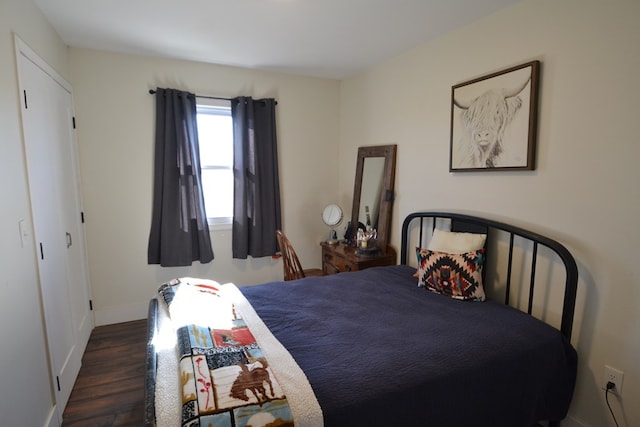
xmin=321 ymin=242 xmax=396 ymax=276
xmin=323 ymin=262 xmax=341 ymax=275
xmin=323 ymin=251 xmax=353 ymax=273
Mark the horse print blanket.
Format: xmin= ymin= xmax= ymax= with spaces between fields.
xmin=158 ymin=278 xmax=321 ymax=427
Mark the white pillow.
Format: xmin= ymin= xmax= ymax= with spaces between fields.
xmin=428 ymin=228 xmax=486 ymax=254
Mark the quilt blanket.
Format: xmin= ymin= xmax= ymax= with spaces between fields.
xmin=159 ymin=278 xmax=300 ymax=427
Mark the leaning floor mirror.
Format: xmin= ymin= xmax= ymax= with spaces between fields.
xmin=350 ymin=144 xmax=397 ymax=251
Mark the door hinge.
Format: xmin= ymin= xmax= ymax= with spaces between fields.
xmin=72 ymin=116 xmax=76 ymax=129
xmin=81 ymin=211 xmax=85 ymax=223
xmin=89 ymin=299 xmax=93 ymax=311
xmin=23 ymin=90 xmax=28 ymax=109
xmin=56 ymin=376 xmax=61 ymax=391
xmin=39 ymin=242 xmax=44 ymax=260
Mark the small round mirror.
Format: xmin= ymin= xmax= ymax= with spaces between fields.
xmin=322 ymin=204 xmax=343 ymax=227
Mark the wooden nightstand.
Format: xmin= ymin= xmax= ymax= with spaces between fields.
xmin=320 ymin=241 xmax=397 ymax=275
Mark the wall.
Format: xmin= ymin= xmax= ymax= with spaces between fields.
xmin=68 ymin=49 xmax=341 ymax=325
xmin=338 ymin=0 xmax=639 ymax=425
xmin=0 ymin=0 xmax=70 ymax=425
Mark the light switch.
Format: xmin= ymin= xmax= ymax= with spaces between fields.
xmin=18 ymin=219 xmax=30 ymax=248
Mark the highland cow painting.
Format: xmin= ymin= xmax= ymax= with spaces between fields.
xmin=450 ymin=61 xmax=539 ymax=171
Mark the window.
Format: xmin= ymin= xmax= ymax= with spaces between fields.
xmin=196 ymin=98 xmax=233 ymax=227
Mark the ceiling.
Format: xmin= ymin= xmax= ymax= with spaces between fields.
xmin=35 ymin=0 xmax=522 ymax=80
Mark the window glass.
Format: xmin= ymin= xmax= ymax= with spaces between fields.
xmin=196 ymin=98 xmax=233 ymax=226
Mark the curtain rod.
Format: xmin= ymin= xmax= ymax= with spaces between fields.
xmin=148 ymin=89 xmax=277 ymax=105
xmin=148 ymin=89 xmax=231 ymax=102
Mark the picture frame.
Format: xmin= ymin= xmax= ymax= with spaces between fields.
xmin=449 ymin=60 xmax=540 ymax=172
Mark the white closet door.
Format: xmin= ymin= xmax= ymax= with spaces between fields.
xmin=51 ymin=64 xmax=93 ymax=359
xmin=16 ymin=37 xmax=93 ymax=417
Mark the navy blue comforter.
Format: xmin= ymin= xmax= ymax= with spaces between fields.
xmin=241 ymin=265 xmax=577 ymax=427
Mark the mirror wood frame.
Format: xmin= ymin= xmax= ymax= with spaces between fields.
xmin=350 ymin=144 xmax=397 ymax=251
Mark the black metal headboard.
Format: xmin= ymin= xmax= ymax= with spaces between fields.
xmin=401 ymin=211 xmax=578 ymax=341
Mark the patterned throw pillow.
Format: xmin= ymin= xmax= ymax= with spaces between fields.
xmin=415 ymin=247 xmax=486 ymax=301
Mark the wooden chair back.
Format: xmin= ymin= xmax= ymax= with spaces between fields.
xmin=276 ymin=230 xmax=324 ymax=281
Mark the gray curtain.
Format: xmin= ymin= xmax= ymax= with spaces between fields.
xmin=148 ymin=88 xmax=214 ymax=266
xmin=231 ymin=96 xmax=282 ymax=259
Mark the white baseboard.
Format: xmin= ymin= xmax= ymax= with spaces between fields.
xmin=562 ymin=414 xmax=588 ymax=427
xmin=44 ymin=405 xmax=60 ymax=427
xmin=93 ymin=301 xmax=148 ymax=326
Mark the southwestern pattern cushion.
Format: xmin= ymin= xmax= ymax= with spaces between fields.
xmin=415 ymin=247 xmax=486 ymax=301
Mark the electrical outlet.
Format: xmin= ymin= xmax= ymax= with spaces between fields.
xmin=603 ymin=365 xmax=624 ymax=395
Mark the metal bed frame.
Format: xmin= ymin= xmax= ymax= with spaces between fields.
xmin=401 ymin=211 xmax=578 ymax=341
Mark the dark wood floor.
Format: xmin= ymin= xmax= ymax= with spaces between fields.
xmin=62 ymin=319 xmax=147 ymax=427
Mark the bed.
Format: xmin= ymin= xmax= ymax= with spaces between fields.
xmin=145 ymin=211 xmax=578 ymax=427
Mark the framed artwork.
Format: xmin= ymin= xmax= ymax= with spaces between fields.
xmin=449 ymin=60 xmax=540 ymax=172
